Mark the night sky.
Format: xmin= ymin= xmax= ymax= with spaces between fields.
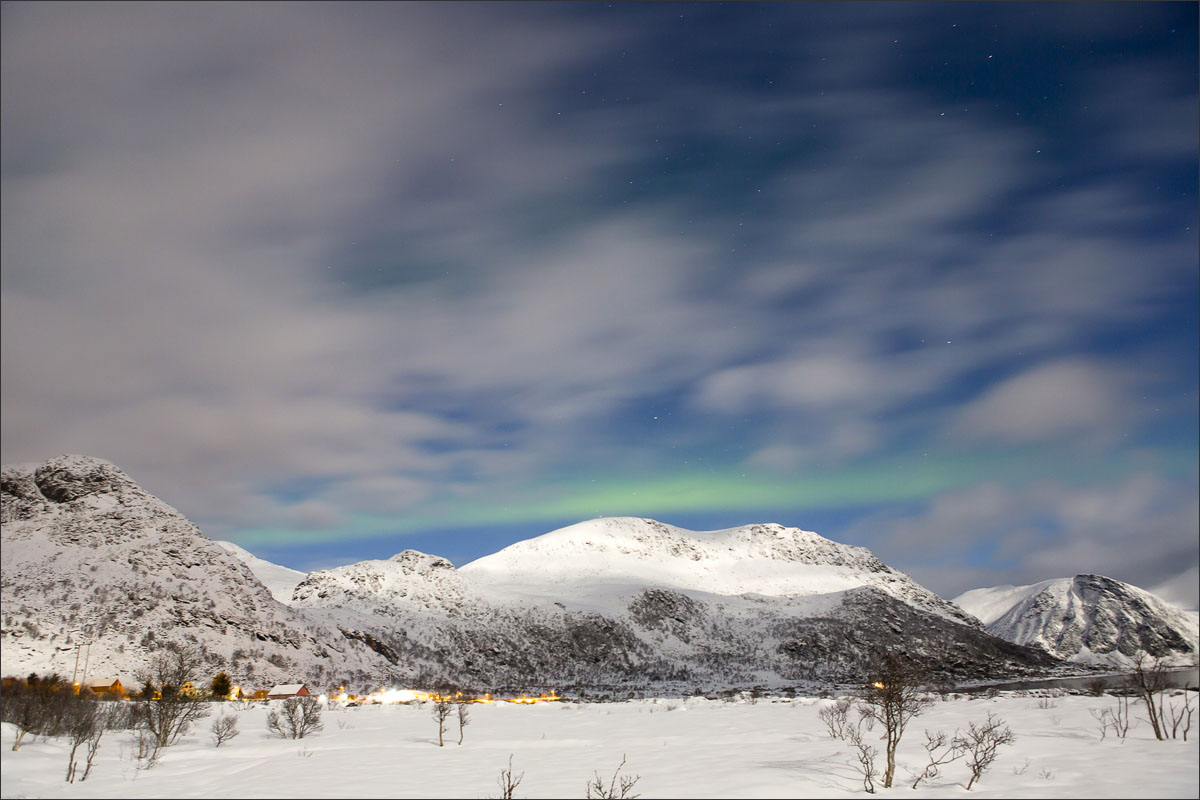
xmin=2 ymin=2 xmax=1196 ymax=607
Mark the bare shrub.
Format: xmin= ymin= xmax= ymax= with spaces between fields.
xmin=845 ymin=722 xmax=878 ymax=794
xmin=267 ymin=696 xmax=324 ymax=739
xmin=585 ymin=754 xmax=641 ymax=799
xmin=1 ymin=673 xmax=74 ymax=751
xmin=817 ymin=697 xmax=854 ymax=739
xmin=1090 ymin=694 xmax=1131 ymax=741
xmin=1166 ymin=686 xmax=1193 ymax=740
xmin=210 ymin=714 xmax=239 ymax=747
xmin=81 ymin=703 xmax=131 ymax=782
xmin=63 ymin=697 xmax=99 ymax=783
xmin=494 ymin=754 xmax=524 ymax=799
xmin=131 ymin=641 xmax=212 ymax=766
xmin=910 ymin=729 xmax=964 ymax=789
xmin=955 ymin=712 xmax=1015 ymax=790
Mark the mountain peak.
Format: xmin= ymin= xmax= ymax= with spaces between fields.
xmin=458 ymin=516 xmax=972 ymax=626
xmin=954 ymin=574 xmax=1199 ymax=666
xmin=33 ymin=453 xmax=138 ymax=503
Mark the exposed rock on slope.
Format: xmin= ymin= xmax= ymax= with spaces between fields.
xmin=1 ymin=455 xmax=390 ymax=689
xmin=954 ymin=574 xmax=1199 ymax=666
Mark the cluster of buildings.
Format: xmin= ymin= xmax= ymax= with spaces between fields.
xmin=77 ymin=677 xmax=313 ymax=702
xmin=77 ymin=677 xmax=561 ymax=705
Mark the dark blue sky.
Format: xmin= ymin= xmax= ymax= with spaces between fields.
xmin=2 ymin=2 xmax=1196 ymax=606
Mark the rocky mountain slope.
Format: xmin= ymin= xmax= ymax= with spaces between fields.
xmin=953 ymin=574 xmax=1199 ymax=667
xmin=1 ymin=455 xmax=391 ymax=690
xmin=290 ymin=517 xmax=1059 ymax=692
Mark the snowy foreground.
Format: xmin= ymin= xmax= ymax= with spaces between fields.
xmin=2 ymin=693 xmax=1197 ymax=799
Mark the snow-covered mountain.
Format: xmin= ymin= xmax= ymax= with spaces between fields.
xmin=2 ymin=455 xmax=1061 ymax=694
xmin=217 ymin=540 xmax=306 ymax=604
xmin=291 ymin=517 xmax=1059 ymax=690
xmin=953 ymin=574 xmax=1199 ymax=667
xmin=0 ymin=455 xmax=391 ymax=690
xmin=459 ymin=518 xmax=979 ymax=625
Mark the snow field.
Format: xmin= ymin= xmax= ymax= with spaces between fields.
xmin=2 ymin=693 xmax=1197 ymax=799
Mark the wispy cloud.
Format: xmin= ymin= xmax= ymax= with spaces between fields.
xmin=2 ymin=4 xmax=1194 ymax=596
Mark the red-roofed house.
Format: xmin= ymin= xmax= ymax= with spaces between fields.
xmin=267 ymin=683 xmax=311 ymax=700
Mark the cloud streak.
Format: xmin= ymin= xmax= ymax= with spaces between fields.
xmin=2 ymin=4 xmax=1195 ymax=600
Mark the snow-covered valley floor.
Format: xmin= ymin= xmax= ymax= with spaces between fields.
xmin=2 ymin=692 xmax=1197 ymax=799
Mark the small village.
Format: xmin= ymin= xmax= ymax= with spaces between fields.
xmin=60 ymin=675 xmax=562 ymax=706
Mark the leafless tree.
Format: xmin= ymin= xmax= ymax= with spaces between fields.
xmin=64 ymin=696 xmax=99 ymax=783
xmin=955 ymin=712 xmax=1015 ymax=790
xmin=131 ymin=641 xmax=211 ymax=766
xmin=857 ymin=653 xmax=931 ymax=788
xmin=432 ymin=699 xmax=453 ymax=747
xmin=817 ymin=697 xmax=854 ymax=739
xmin=457 ymin=702 xmax=471 ymax=745
xmin=211 ymin=713 xmax=240 ymax=746
xmin=910 ymin=729 xmax=964 ymax=789
xmin=1089 ymin=692 xmax=1131 ymax=742
xmin=494 ymin=754 xmax=524 ymax=799
xmin=80 ymin=703 xmax=131 ymax=782
xmin=845 ymin=722 xmax=878 ymax=794
xmin=585 ymin=754 xmax=641 ymax=799
xmin=1127 ymin=651 xmax=1171 ymax=740
xmin=1166 ymin=686 xmax=1194 ymax=740
xmin=267 ymin=696 xmax=324 ymax=739
xmin=1089 ymin=707 xmax=1112 ymax=740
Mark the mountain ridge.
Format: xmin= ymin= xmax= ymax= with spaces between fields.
xmin=4 ymin=454 xmax=1064 ymax=692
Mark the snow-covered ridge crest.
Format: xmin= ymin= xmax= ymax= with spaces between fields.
xmin=458 ymin=517 xmax=977 ymax=626
xmin=954 ymin=574 xmax=1199 ymax=667
xmin=216 ymin=541 xmax=306 ymax=605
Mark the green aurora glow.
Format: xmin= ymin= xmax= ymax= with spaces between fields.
xmin=235 ymin=445 xmax=1196 ymax=550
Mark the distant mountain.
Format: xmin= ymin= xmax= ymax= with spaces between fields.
xmin=953 ymin=574 xmax=1199 ymax=667
xmin=217 ymin=540 xmax=305 ymax=604
xmin=292 ymin=517 xmax=1059 ymax=691
xmin=0 ymin=455 xmax=391 ymax=690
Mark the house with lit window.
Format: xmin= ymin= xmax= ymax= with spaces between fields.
xmin=81 ymin=678 xmax=126 ymax=698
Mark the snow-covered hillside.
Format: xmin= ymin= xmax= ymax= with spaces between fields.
xmin=954 ymin=574 xmax=1199 ymax=666
xmin=459 ymin=517 xmax=980 ymax=626
xmin=0 ymin=455 xmax=390 ymax=690
xmin=217 ymin=540 xmax=306 ymax=604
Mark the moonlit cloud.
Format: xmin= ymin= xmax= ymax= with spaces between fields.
xmin=845 ymin=475 xmax=1200 ymax=609
xmin=2 ymin=3 xmax=1195 ymax=602
xmin=951 ymin=360 xmax=1134 ymax=444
